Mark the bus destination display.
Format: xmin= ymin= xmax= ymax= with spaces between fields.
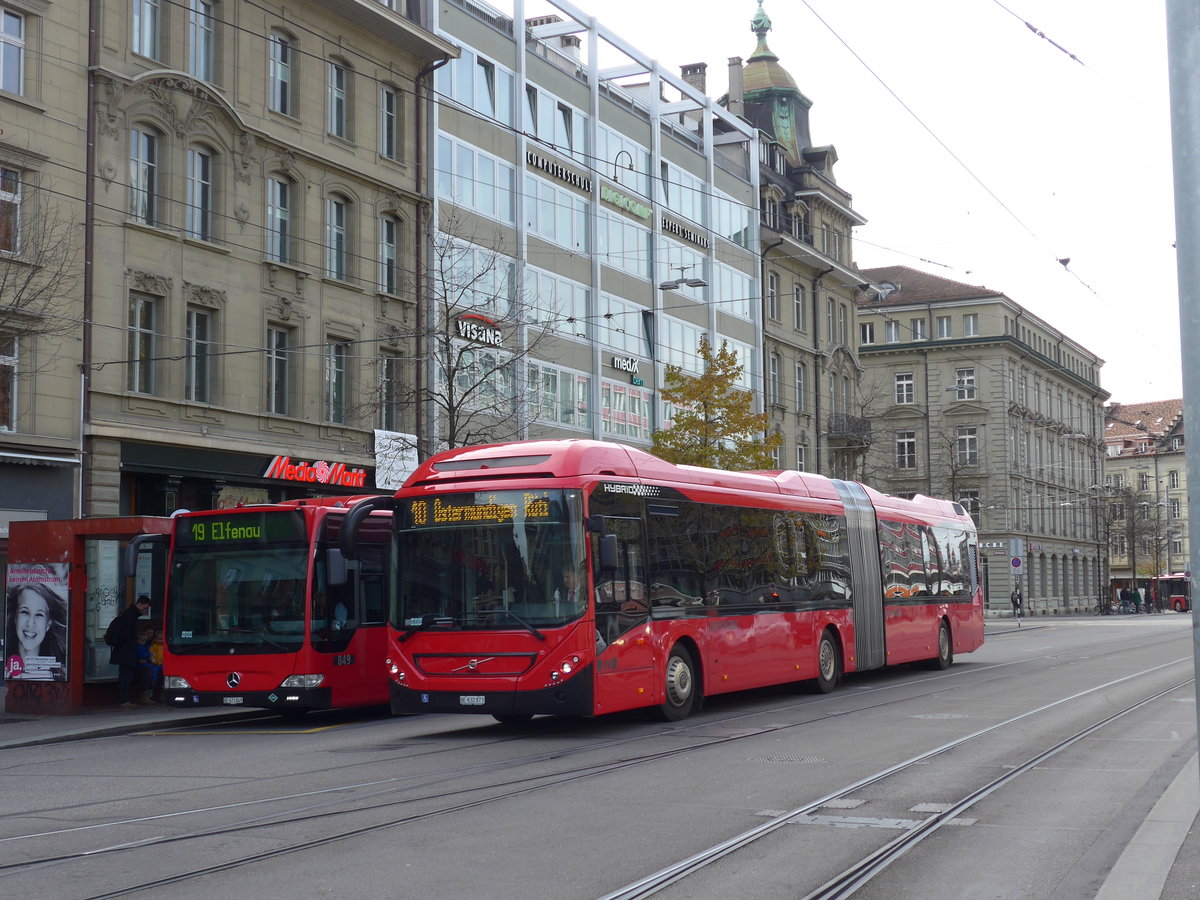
xmin=175 ymin=511 xmax=306 ymax=547
xmin=405 ymin=492 xmax=559 ymax=528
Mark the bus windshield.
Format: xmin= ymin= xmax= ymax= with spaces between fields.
xmin=167 ymin=510 xmax=310 ymax=655
xmin=394 ymin=489 xmax=585 ymax=633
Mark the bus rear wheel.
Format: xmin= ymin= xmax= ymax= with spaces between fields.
xmin=657 ymin=646 xmax=696 ymax=721
xmin=814 ymin=630 xmax=841 ymax=693
xmin=927 ymin=620 xmax=953 ymax=670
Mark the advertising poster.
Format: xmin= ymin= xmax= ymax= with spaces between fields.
xmin=4 ymin=562 xmax=70 ymax=682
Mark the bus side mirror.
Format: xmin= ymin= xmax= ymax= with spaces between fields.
xmin=599 ymin=534 xmax=618 ymax=571
xmin=326 ymin=548 xmax=349 ymax=587
xmin=586 ymin=515 xmax=605 ymax=534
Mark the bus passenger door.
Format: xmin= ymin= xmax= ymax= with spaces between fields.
xmin=594 ymin=517 xmax=654 ymax=708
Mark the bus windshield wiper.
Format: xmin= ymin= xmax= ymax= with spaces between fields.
xmin=479 ymin=609 xmax=545 ymax=641
xmin=399 ymin=615 xmax=457 ymax=642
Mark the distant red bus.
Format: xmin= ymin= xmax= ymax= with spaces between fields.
xmin=340 ymin=440 xmax=983 ymax=723
xmin=127 ymin=497 xmax=392 ymax=715
xmin=1152 ymin=574 xmax=1192 ymax=612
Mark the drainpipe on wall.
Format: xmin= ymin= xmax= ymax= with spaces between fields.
xmin=81 ymin=0 xmax=98 ymax=516
xmin=414 ymin=52 xmax=454 ymax=462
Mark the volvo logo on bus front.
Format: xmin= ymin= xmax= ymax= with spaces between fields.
xmin=227 ymin=672 xmax=242 ymax=689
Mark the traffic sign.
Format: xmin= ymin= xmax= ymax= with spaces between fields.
xmin=1011 ymin=558 xmax=1022 ymax=569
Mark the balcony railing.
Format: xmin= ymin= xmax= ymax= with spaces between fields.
xmin=826 ymin=414 xmax=871 ymax=446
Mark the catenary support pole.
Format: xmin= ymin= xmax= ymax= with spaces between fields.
xmin=1165 ymin=0 xmax=1200 ymax=787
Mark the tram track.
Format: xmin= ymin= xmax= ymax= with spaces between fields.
xmin=0 ymin=626 xmax=1188 ymax=899
xmin=598 ymin=673 xmax=1195 ymax=899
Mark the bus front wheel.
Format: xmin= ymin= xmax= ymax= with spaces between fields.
xmin=657 ymin=646 xmax=697 ymax=721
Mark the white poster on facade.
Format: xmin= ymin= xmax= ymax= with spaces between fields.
xmin=4 ymin=562 xmax=70 ymax=682
xmin=374 ymin=430 xmax=420 ymax=491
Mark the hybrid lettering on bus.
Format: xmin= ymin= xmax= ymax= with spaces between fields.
xmin=127 ymin=497 xmax=391 ymax=714
xmin=339 ymin=440 xmax=984 ymax=723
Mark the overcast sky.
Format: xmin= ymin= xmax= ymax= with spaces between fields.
xmin=516 ymin=0 xmax=1181 ymax=404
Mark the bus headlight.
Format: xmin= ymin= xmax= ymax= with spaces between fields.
xmin=558 ymin=654 xmax=583 ymax=677
xmin=164 ymin=675 xmax=192 ymax=690
xmin=280 ymin=674 xmax=325 ymax=689
xmin=386 ymin=658 xmax=406 ymax=684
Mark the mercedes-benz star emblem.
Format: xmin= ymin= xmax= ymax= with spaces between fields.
xmin=227 ymin=672 xmax=242 ymax=689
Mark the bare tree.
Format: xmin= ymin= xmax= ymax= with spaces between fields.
xmin=369 ymin=210 xmax=559 ymax=466
xmin=0 ymin=175 xmax=82 ymax=342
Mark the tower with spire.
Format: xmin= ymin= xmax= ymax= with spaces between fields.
xmin=723 ymin=1 xmax=869 ymax=481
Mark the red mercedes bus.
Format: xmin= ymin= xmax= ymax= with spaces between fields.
xmin=340 ymin=440 xmax=984 ymax=723
xmin=126 ymin=497 xmax=392 ymax=715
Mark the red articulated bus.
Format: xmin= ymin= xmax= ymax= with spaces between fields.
xmin=126 ymin=497 xmax=392 ymax=715
xmin=339 ymin=440 xmax=984 ymax=723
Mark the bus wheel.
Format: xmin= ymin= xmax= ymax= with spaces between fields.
xmin=815 ymin=630 xmax=841 ymax=693
xmin=657 ymin=646 xmax=697 ymax=721
xmin=928 ymin=621 xmax=953 ymax=670
xmin=493 ymin=714 xmax=533 ymax=726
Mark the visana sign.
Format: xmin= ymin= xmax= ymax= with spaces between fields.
xmin=456 ymin=314 xmax=504 ymax=347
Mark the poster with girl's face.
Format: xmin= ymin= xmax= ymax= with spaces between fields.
xmin=4 ymin=563 xmax=69 ymax=682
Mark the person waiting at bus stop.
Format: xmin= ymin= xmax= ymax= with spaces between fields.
xmin=106 ymin=595 xmax=151 ymax=708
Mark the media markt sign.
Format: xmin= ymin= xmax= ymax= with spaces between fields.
xmin=264 ymin=456 xmax=368 ymax=489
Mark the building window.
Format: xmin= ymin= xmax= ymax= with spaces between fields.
xmin=860 ymin=321 xmax=875 ymax=345
xmin=0 ymin=331 xmax=16 ymax=430
xmin=956 ymin=426 xmax=979 ymax=466
xmin=885 ymin=320 xmax=902 ymax=342
xmin=327 ymin=59 xmax=349 ymax=138
xmin=793 ymin=284 xmax=806 ymax=331
xmin=954 ymin=367 xmax=976 ymax=400
xmin=379 ymin=215 xmax=400 ymax=295
xmin=133 ymin=0 xmax=161 ymax=60
xmin=325 ymin=339 xmax=349 ymax=423
xmin=185 ymin=147 xmax=212 ymax=241
xmin=129 ymin=127 xmax=159 ymax=226
xmin=266 ymin=326 xmax=290 ymax=415
xmin=963 ymin=313 xmax=979 ymax=336
xmin=1 ymin=7 xmax=24 ymax=95
xmin=767 ymin=271 xmax=779 ymax=320
xmin=768 ymin=353 xmax=780 ymax=406
xmin=379 ymin=352 xmax=401 ymax=431
xmin=837 ymin=304 xmax=847 ymax=344
xmin=380 ymin=86 xmax=399 ymax=159
xmin=795 ymin=362 xmax=807 ymax=412
xmin=127 ymin=294 xmax=158 ymax=394
xmin=896 ymin=430 xmax=917 ymax=469
xmin=910 ymin=317 xmax=927 ymax=340
xmin=958 ymin=489 xmax=980 ymax=521
xmin=895 ymin=372 xmax=914 ymax=405
xmin=325 ymin=195 xmax=348 ymax=280
xmin=269 ymin=32 xmax=293 ymax=115
xmin=1170 ymin=498 xmax=1181 ymax=519
xmin=185 ymin=307 xmax=212 ymax=403
xmin=826 ymin=298 xmax=834 ymax=342
xmin=796 ymin=445 xmax=806 ymax=471
xmin=1169 ymin=469 xmax=1180 ymax=489
xmin=0 ymin=166 xmax=19 ymax=253
xmin=937 ymin=315 xmax=952 ymax=338
xmin=267 ymin=176 xmax=291 ymax=263
xmin=188 ymin=0 xmax=215 ymax=81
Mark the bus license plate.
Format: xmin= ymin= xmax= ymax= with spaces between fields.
xmin=459 ymin=695 xmax=485 ymax=706
xmin=223 ymin=697 xmax=244 ymax=705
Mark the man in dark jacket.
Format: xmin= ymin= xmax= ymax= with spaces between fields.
xmin=109 ymin=595 xmax=151 ymax=708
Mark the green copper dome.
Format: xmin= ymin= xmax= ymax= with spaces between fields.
xmin=744 ymin=1 xmax=798 ymax=94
